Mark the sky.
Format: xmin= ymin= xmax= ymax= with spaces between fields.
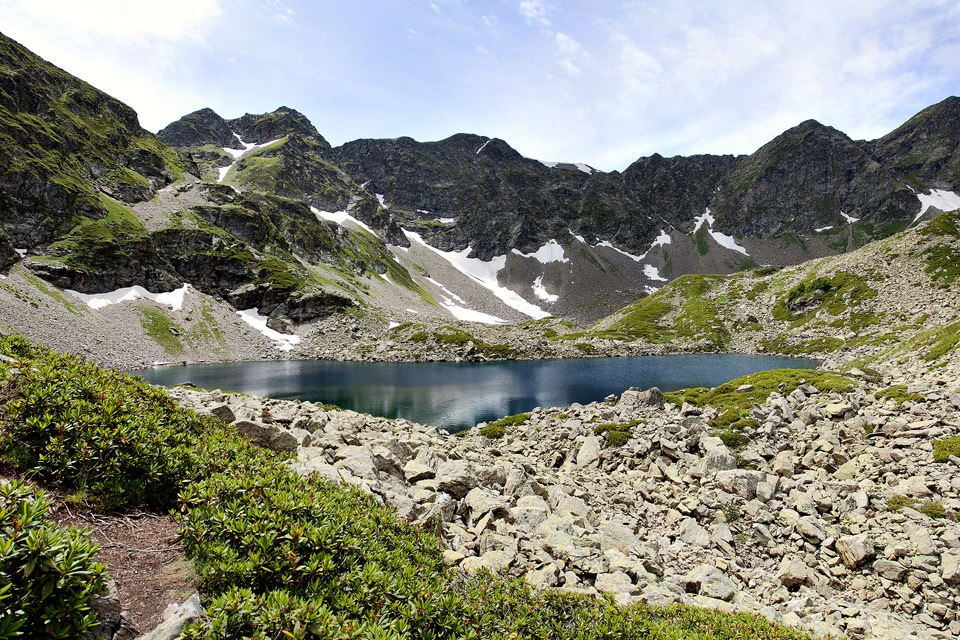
xmin=2 ymin=0 xmax=959 ymax=171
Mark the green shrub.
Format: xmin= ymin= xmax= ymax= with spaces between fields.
xmin=594 ymin=421 xmax=640 ymax=447
xmin=486 ymin=413 xmax=531 ymax=430
xmin=177 ymin=468 xmax=465 ymax=639
xmin=934 ymin=436 xmax=960 ymax=462
xmin=885 ymin=495 xmax=917 ymax=511
xmin=0 ymin=335 xmax=283 ymax=511
xmin=919 ymin=501 xmax=947 ymax=519
xmin=875 ymin=385 xmax=925 ymax=404
xmin=479 ymin=423 xmax=506 ymax=439
xmin=0 ymin=480 xmax=107 ymax=639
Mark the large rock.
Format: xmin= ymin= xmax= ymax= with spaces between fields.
xmin=942 ymin=549 xmax=960 ymax=585
xmin=461 ymin=549 xmax=515 ymax=574
xmin=682 ymin=565 xmax=737 ymax=602
xmin=435 ymin=460 xmax=478 ymax=498
xmin=334 ymin=445 xmax=380 ymax=481
xmin=777 ymin=557 xmax=811 ymax=588
xmin=138 ymin=593 xmax=204 ymax=640
xmin=619 ymin=387 xmax=665 ymax=409
xmin=836 ymin=534 xmax=875 ymax=569
xmin=692 ymin=444 xmax=737 ymax=477
xmin=714 ymin=469 xmax=763 ymax=499
xmin=576 ymin=436 xmax=602 ymax=468
xmin=234 ymin=420 xmax=299 ymax=451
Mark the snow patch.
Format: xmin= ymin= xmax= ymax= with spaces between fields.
xmin=653 ymin=229 xmax=672 ymax=248
xmin=476 ymin=139 xmax=491 ymax=155
xmin=815 ymin=225 xmax=834 ymax=233
xmin=387 ymin=321 xmax=401 ymax=330
xmin=915 ymin=189 xmax=960 ymax=222
xmin=532 ymin=276 xmax=559 ymax=303
xmin=403 ymin=230 xmax=550 ymax=319
xmin=219 ymin=135 xmax=283 ymax=183
xmin=236 ymin=309 xmax=300 ymax=351
xmin=840 ymin=211 xmax=860 ymax=224
xmin=512 ymin=239 xmax=569 ymax=264
xmin=643 ymin=285 xmax=659 ymax=294
xmin=67 ymin=284 xmax=192 ymax=311
xmin=441 ymin=303 xmax=505 ymax=324
xmin=596 ymin=241 xmax=643 ymax=262
xmin=426 ymin=277 xmax=466 ymax=304
xmin=710 ymin=230 xmax=749 ymax=255
xmin=15 ymin=248 xmax=27 ymax=258
xmin=643 ymin=264 xmax=667 ymax=282
xmin=568 ymin=230 xmax=587 ymax=244
xmin=540 ymin=161 xmax=559 ymax=168
xmin=436 ymin=217 xmax=456 ymax=224
xmin=692 ymin=208 xmax=749 ymax=256
xmin=311 ymin=206 xmax=375 ymax=235
xmin=575 ymin=163 xmax=594 ymax=175
xmin=693 ymin=209 xmax=716 ymax=232
xmin=376 ymin=194 xmax=387 ymax=208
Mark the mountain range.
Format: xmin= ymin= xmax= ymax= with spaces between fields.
xmin=2 ymin=29 xmax=960 ymax=351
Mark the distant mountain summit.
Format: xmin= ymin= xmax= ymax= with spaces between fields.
xmin=2 ymin=28 xmax=960 ymax=329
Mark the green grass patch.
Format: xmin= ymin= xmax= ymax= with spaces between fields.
xmin=773 ymin=271 xmax=877 ymax=323
xmin=22 ymin=272 xmax=87 ymax=316
xmin=665 ymin=369 xmax=853 ymax=434
xmin=594 ymin=420 xmax=641 ymax=447
xmin=138 ymin=307 xmax=185 ymax=354
xmin=933 ymin=435 xmax=960 ymax=463
xmin=875 ymin=385 xmax=925 ymax=404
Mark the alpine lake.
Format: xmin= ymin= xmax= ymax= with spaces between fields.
xmin=137 ymin=354 xmax=818 ymax=432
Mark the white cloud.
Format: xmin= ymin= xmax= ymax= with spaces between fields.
xmin=1 ymin=0 xmax=222 ymax=42
xmin=555 ymin=32 xmax=588 ymax=76
xmin=519 ymin=0 xmax=550 ymax=26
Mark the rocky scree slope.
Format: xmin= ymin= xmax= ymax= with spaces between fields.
xmin=0 ymin=32 xmax=433 ymax=339
xmin=589 ymin=208 xmax=960 ymax=369
xmin=170 ymin=362 xmax=960 ymax=640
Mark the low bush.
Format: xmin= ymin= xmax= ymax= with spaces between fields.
xmin=875 ymin=385 xmax=925 ymax=404
xmin=933 ymin=435 xmax=960 ymax=463
xmin=479 ymin=423 xmax=506 ymax=439
xmin=0 ymin=480 xmax=107 ymax=639
xmin=594 ymin=420 xmax=641 ymax=447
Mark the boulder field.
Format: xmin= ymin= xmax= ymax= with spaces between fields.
xmin=167 ymin=362 xmax=960 ymax=640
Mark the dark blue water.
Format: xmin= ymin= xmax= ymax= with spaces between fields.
xmin=136 ymin=355 xmax=817 ymax=431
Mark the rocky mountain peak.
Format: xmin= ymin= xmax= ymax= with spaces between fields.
xmin=873 ymin=96 xmax=960 ymax=190
xmin=156 ymin=107 xmax=237 ymax=148
xmin=230 ymin=106 xmax=330 ymax=150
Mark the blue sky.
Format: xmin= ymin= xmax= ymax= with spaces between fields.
xmin=2 ymin=0 xmax=959 ymax=170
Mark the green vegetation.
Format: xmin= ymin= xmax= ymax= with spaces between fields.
xmin=885 ymin=495 xmax=950 ymax=519
xmin=0 ymin=335 xmax=819 ymax=640
xmin=933 ymin=435 xmax=960 ymax=463
xmin=22 ymin=272 xmax=87 ymax=316
xmin=0 ymin=335 xmax=262 ymax=511
xmin=919 ymin=501 xmax=947 ymax=519
xmin=885 ymin=495 xmax=916 ymax=511
xmin=0 ymin=480 xmax=107 ymax=639
xmin=893 ymin=318 xmax=960 ymax=363
xmin=46 ymin=195 xmax=149 ymax=274
xmin=607 ymin=296 xmax=673 ymax=342
xmin=922 ymin=209 xmax=960 ymax=288
xmin=139 ymin=307 xmax=186 ymax=354
xmin=606 ymin=274 xmax=731 ymax=349
xmin=479 ymin=423 xmax=506 ymax=439
xmin=773 ymin=271 xmax=877 ymax=324
xmin=594 ymin=420 xmax=641 ymax=447
xmin=665 ymin=370 xmax=853 ymax=442
xmin=875 ymin=385 xmax=925 ymax=404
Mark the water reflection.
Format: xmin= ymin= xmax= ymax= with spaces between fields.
xmin=137 ymin=355 xmax=817 ymax=431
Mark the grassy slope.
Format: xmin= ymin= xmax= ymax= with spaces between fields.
xmin=592 ymin=210 xmax=960 ymax=369
xmin=0 ymin=335 xmax=816 ymax=640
